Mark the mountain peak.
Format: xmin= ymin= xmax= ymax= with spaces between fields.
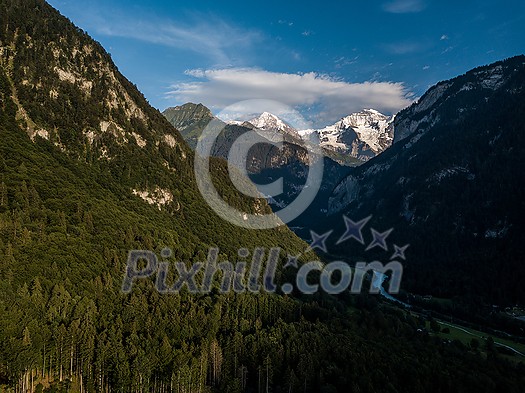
xmin=162 ymin=103 xmax=221 ymax=148
xmin=248 ymin=112 xmax=298 ymax=136
xmin=299 ymin=109 xmax=394 ymax=161
xmin=163 ymin=102 xmax=213 ymax=121
xmin=340 ymin=109 xmax=392 ymax=124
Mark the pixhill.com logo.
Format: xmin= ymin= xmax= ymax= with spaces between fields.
xmin=122 ymin=215 xmax=407 ymax=296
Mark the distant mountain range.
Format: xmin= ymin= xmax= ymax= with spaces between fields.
xmin=163 ymin=105 xmax=394 ymax=163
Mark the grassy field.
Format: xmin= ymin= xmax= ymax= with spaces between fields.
xmin=424 ymin=318 xmax=525 ymax=361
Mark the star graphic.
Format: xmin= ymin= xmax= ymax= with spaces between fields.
xmin=391 ymin=244 xmax=409 ymax=260
xmin=284 ymin=255 xmax=299 ymax=268
xmin=337 ymin=215 xmax=372 ymax=245
xmin=366 ymin=228 xmax=393 ymax=251
xmin=308 ymin=230 xmax=333 ymax=253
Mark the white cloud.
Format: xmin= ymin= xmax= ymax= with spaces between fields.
xmin=440 ymin=34 xmax=449 ymax=40
xmin=91 ymin=13 xmax=261 ymax=65
xmin=382 ymin=0 xmax=427 ymax=14
xmin=167 ymin=68 xmax=413 ymax=127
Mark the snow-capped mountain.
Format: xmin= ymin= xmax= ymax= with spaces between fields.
xmin=210 ymin=109 xmax=395 ymax=163
xmin=248 ymin=112 xmax=299 ymax=136
xmin=225 ymin=120 xmax=246 ymax=126
xmin=299 ymin=109 xmax=394 ymax=161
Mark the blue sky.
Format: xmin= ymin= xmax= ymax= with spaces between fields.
xmin=48 ymin=0 xmax=525 ymax=127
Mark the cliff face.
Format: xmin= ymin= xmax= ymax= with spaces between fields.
xmin=392 ymin=59 xmax=521 ymax=144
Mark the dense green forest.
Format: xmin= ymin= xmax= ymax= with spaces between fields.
xmin=0 ymin=0 xmax=524 ymax=392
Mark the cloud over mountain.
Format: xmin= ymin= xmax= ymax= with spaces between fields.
xmin=167 ymin=68 xmax=413 ymax=127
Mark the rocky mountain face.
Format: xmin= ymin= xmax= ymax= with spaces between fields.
xmin=0 ymin=0 xmax=190 ymax=174
xmin=205 ymin=121 xmax=313 ymax=174
xmin=392 ymin=62 xmax=517 ymax=144
xmin=0 ymin=0 xmax=315 ymax=260
xmin=299 ymin=109 xmax=394 ymax=161
xmin=321 ymin=56 xmax=525 ymax=304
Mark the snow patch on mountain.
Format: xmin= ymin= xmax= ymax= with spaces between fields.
xmin=226 ymin=120 xmax=245 ymax=126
